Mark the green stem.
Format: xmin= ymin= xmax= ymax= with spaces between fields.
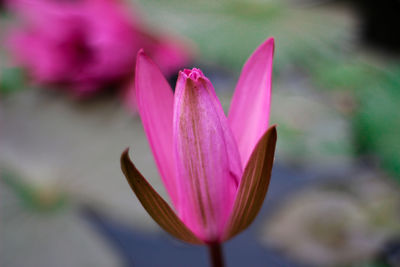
xmin=207 ymin=242 xmax=225 ymax=267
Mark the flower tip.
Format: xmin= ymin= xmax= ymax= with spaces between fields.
xmin=263 ymin=37 xmax=275 ymax=51
xmin=137 ymin=48 xmax=147 ymax=58
xmin=268 ymin=125 xmax=278 ymax=140
xmin=270 ymin=124 xmax=278 ymax=139
xmin=180 ymin=68 xmax=205 ymax=82
xmin=121 ymin=147 xmax=130 ymax=158
xmin=268 ymin=36 xmax=275 ymax=44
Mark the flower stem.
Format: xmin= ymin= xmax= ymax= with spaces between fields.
xmin=207 ymin=242 xmax=225 ymax=267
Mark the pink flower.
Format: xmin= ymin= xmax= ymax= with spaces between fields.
xmin=121 ymin=38 xmax=277 ymax=244
xmin=7 ymin=0 xmax=191 ymax=97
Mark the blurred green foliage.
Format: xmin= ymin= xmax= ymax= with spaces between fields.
xmin=1 ymin=169 xmax=68 ymax=212
xmin=354 ymin=67 xmax=400 ymax=182
xmin=137 ymin=0 xmax=350 ymax=72
xmin=301 ymin=42 xmax=400 ymax=183
xmin=0 ymin=67 xmax=26 ymax=95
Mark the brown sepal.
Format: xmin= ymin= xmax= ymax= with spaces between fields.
xmin=223 ymin=125 xmax=277 ymax=241
xmin=121 ymin=149 xmax=203 ymax=245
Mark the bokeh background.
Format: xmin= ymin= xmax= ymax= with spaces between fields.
xmin=1 ymin=0 xmax=400 ymax=266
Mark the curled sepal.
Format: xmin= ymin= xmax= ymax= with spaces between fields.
xmin=120 ymin=149 xmax=203 ymax=245
xmin=223 ymin=125 xmax=277 ymax=241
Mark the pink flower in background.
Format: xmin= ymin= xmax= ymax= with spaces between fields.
xmin=7 ymin=0 xmax=191 ymax=97
xmin=121 ymin=38 xmax=277 ymax=245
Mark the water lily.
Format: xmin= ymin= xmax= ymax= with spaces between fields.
xmin=121 ymin=38 xmax=276 ymax=265
xmin=7 ymin=0 xmax=191 ymax=97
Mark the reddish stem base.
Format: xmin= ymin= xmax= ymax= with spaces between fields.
xmin=207 ymin=242 xmax=225 ymax=267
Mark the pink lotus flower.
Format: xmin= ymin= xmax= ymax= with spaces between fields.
xmin=121 ymin=38 xmax=277 ymax=246
xmin=7 ymin=0 xmax=191 ymax=97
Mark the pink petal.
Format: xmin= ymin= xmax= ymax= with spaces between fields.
xmin=173 ymin=68 xmax=242 ymax=242
xmin=228 ymin=38 xmax=275 ymax=167
xmin=135 ymin=50 xmax=178 ymax=206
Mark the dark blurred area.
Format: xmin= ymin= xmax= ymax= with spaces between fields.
xmin=342 ymin=0 xmax=400 ymax=52
xmin=1 ymin=0 xmax=400 ymax=267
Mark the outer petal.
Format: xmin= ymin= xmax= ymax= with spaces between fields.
xmin=228 ymin=37 xmax=275 ymax=167
xmin=121 ymin=149 xmax=203 ymax=244
xmin=223 ymin=125 xmax=277 ymax=241
xmin=135 ymin=50 xmax=177 ymax=206
xmin=173 ymin=69 xmax=242 ymax=242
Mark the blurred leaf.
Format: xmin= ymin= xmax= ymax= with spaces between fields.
xmin=1 ymin=169 xmax=67 ymax=212
xmin=0 ymin=67 xmax=27 ymax=95
xmin=313 ymin=62 xmax=377 ymax=92
xmin=353 ymin=66 xmax=400 ymax=183
xmin=312 ymin=53 xmax=400 ymax=183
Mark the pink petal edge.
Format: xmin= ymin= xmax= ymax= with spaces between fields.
xmin=135 ymin=50 xmax=178 ymax=206
xmin=228 ymin=37 xmax=275 ymax=167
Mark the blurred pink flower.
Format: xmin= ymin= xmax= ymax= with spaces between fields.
xmin=7 ymin=0 xmax=191 ymax=97
xmin=121 ymin=38 xmax=277 ymax=245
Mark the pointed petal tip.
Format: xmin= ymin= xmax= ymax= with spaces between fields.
xmin=137 ymin=48 xmax=145 ymax=56
xmin=121 ymin=148 xmax=131 ymax=166
xmin=122 ymin=147 xmax=130 ymax=155
xmin=270 ymin=124 xmax=278 ymax=140
xmin=228 ymin=37 xmax=275 ymax=167
xmin=260 ymin=37 xmax=275 ymax=52
xmin=136 ymin=49 xmax=158 ymax=69
xmin=267 ymin=36 xmax=275 ymax=45
xmin=134 ymin=45 xmax=178 ymax=206
xmin=120 ymin=148 xmax=132 ymax=178
xmin=136 ymin=49 xmax=150 ymax=66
